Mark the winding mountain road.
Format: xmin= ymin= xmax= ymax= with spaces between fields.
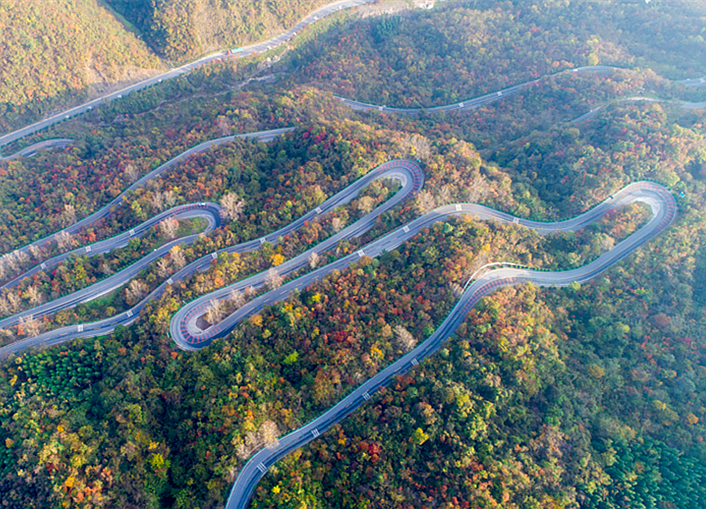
xmin=337 ymin=66 xmax=619 ymax=114
xmin=0 ymin=137 xmax=677 ymax=506
xmin=0 ymin=158 xmax=423 ymax=357
xmin=337 ymin=65 xmax=706 ymax=116
xmin=0 ymin=133 xmax=679 ymax=508
xmin=222 ymin=180 xmax=676 ymax=509
xmin=1 ymin=157 xmax=675 ymax=507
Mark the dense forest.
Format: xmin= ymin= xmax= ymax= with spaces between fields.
xmin=1 ymin=0 xmax=706 ymax=508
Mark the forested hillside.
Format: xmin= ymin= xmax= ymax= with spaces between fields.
xmin=0 ymin=0 xmax=161 ymax=134
xmin=1 ymin=0 xmax=706 ymax=508
xmin=0 ymin=0 xmax=347 ymax=135
xmin=285 ymin=0 xmax=706 ymax=107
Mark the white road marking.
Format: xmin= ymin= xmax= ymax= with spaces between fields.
xmin=129 ymin=229 xmax=135 ymax=236
xmin=86 ymin=246 xmax=91 ymax=252
xmin=311 ymin=428 xmax=320 ymax=438
xmin=315 ymin=207 xmax=322 ymax=214
xmin=126 ymin=310 xmax=133 ymax=317
xmin=513 ymin=217 xmax=520 ymax=224
xmin=211 ymin=252 xmax=217 ymax=259
xmin=257 ymin=463 xmax=267 ymax=473
xmin=403 ymin=225 xmax=410 ymax=233
xmin=167 ymin=278 xmax=173 ymax=285
xmin=459 ymin=102 xmax=464 ymax=108
xmin=363 ymin=391 xmax=371 ymax=401
xmin=357 ymin=250 xmax=365 ymax=258
xmin=259 ymin=238 xmax=266 ymax=244
xmin=411 ymin=358 xmax=419 ymax=366
xmin=77 ymin=324 xmax=83 ymax=332
xmin=497 ymin=91 xmax=502 ymax=96
xmin=40 ymin=263 xmax=46 ymax=270
xmin=456 ymin=204 xmax=462 ymax=211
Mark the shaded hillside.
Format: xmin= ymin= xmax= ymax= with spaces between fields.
xmin=0 ymin=0 xmax=162 ymax=133
xmin=105 ymin=0 xmax=328 ymax=60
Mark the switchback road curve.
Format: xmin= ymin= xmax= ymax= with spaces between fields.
xmin=223 ymin=181 xmax=676 ymax=509
xmin=0 ymin=159 xmax=423 ymax=357
xmin=0 ymin=202 xmax=221 ymax=331
xmin=170 ymin=159 xmax=423 ymax=349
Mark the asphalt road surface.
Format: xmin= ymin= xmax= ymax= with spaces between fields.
xmin=0 ymin=138 xmax=73 ymax=161
xmin=678 ymin=75 xmax=706 ymax=88
xmin=0 ymin=202 xmax=221 ymax=331
xmin=0 ymin=0 xmax=375 ymax=152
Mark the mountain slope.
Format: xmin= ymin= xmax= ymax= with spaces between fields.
xmin=0 ymin=0 xmax=162 ymax=132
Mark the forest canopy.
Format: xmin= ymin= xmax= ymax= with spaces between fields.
xmin=1 ymin=0 xmax=706 ymax=508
